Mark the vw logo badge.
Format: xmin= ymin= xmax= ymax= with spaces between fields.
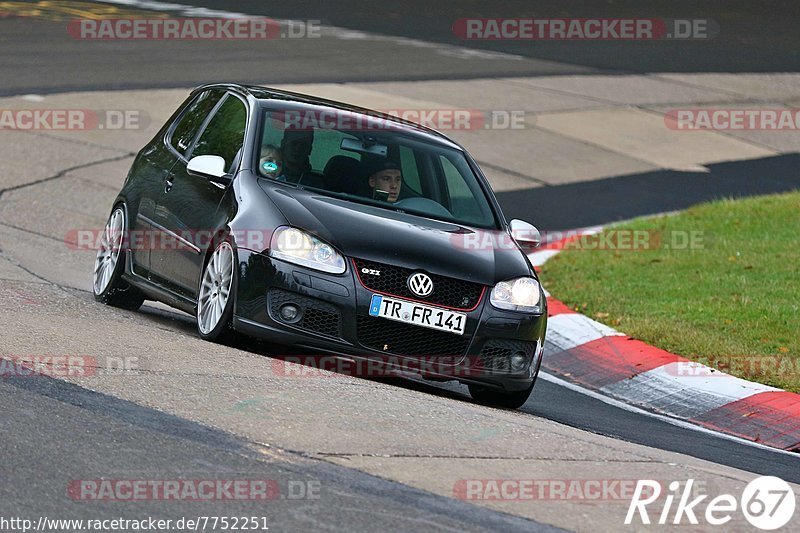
xmin=407 ymin=272 xmax=433 ymax=297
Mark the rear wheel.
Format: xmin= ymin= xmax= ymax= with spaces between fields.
xmin=92 ymin=206 xmax=144 ymax=310
xmin=197 ymin=240 xmax=236 ymax=342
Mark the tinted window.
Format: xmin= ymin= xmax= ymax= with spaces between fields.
xmin=256 ymin=108 xmax=498 ymax=228
xmin=169 ymin=90 xmax=223 ymax=155
xmin=192 ymin=95 xmax=248 ymax=169
xmin=309 ymin=129 xmax=352 ymax=172
xmin=439 ymin=154 xmax=487 ymax=222
xmin=399 ymin=145 xmax=422 ymax=194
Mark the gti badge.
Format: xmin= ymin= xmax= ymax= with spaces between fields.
xmin=407 ymin=272 xmax=433 ymax=297
xmin=361 ymin=267 xmax=381 ymax=276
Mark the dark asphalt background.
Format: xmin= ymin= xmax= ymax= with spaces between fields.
xmin=154 ymin=0 xmax=800 ymax=73
xmin=2 ymin=0 xmax=799 ymax=96
xmin=1 ymin=1 xmax=798 ymax=529
xmin=499 ymin=153 xmax=800 ymax=230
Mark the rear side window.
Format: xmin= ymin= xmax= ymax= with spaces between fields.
xmin=191 ymin=95 xmax=248 ymax=169
xmin=169 ymin=90 xmax=223 ymax=156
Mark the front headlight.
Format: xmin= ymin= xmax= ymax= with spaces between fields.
xmin=490 ymin=277 xmax=542 ymax=313
xmin=269 ymin=227 xmax=346 ymax=274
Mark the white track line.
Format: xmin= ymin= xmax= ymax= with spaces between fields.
xmin=93 ymin=0 xmax=251 ymax=18
xmin=540 ymin=371 xmax=798 ymax=457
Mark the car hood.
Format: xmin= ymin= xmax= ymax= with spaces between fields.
xmin=259 ymin=181 xmax=532 ymax=285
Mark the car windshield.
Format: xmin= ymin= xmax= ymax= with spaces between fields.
xmin=255 ymin=106 xmax=499 ymax=228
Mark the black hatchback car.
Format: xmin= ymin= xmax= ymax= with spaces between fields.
xmin=93 ymin=83 xmax=547 ymax=408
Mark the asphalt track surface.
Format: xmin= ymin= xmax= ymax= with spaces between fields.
xmin=141 ymin=0 xmax=800 ymax=72
xmin=499 ymin=153 xmax=800 ymax=230
xmin=1 ymin=1 xmax=799 ymax=531
xmin=2 ymin=0 xmax=799 ymax=96
xmin=0 ymin=372 xmax=557 ymax=532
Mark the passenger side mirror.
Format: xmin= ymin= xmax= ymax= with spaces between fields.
xmin=187 ymin=155 xmax=231 ymax=185
xmin=509 ymin=219 xmax=541 ymax=251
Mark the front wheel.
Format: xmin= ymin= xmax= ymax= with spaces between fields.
xmin=92 ymin=206 xmax=144 ymax=310
xmin=468 ymin=381 xmax=535 ymax=409
xmin=197 ymin=240 xmax=236 ymax=342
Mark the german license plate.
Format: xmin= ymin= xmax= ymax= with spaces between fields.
xmin=368 ymin=294 xmax=466 ymax=335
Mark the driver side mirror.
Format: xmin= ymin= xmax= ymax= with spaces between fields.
xmin=187 ymin=155 xmax=231 ymax=186
xmin=509 ymin=219 xmax=541 ymax=251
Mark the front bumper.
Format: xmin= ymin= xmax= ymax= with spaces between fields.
xmin=233 ymin=249 xmax=547 ymax=392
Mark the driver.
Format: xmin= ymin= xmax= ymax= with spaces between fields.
xmin=365 ymin=160 xmax=402 ymax=203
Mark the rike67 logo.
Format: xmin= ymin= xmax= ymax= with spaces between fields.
xmin=626 ymin=477 xmax=795 ymax=530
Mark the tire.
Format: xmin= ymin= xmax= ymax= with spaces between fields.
xmin=196 ymin=240 xmax=236 ymax=342
xmin=468 ymin=381 xmax=535 ymax=409
xmin=92 ymin=205 xmax=145 ymax=311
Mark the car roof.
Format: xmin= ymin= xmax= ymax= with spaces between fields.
xmin=191 ymin=82 xmax=464 ymax=150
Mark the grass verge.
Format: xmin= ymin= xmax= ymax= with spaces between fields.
xmin=540 ymin=191 xmax=800 ymax=392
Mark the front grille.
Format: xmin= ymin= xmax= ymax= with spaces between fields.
xmin=353 ymin=258 xmax=484 ymax=310
xmin=478 ymin=339 xmax=539 ymax=372
xmin=268 ymin=288 xmax=341 ymax=338
xmin=356 ymin=315 xmax=471 ymax=357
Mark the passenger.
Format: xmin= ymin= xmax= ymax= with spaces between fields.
xmin=259 ymin=144 xmax=285 ymax=181
xmin=280 ymin=129 xmax=314 ymax=182
xmin=365 ymin=160 xmax=402 ymax=203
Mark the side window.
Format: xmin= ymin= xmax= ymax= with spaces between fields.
xmin=398 ymin=145 xmax=423 ymax=194
xmin=191 ymin=95 xmax=248 ymax=170
xmin=308 ymin=129 xmax=348 ymax=171
xmin=260 ymin=115 xmax=285 ymax=147
xmin=439 ymin=155 xmax=485 ymax=221
xmin=169 ymin=90 xmax=223 ymax=156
